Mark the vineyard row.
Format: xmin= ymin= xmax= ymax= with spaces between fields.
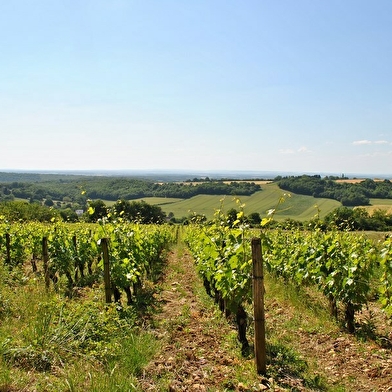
xmin=0 ymin=221 xmax=176 ymax=302
xmin=1 ymin=220 xmax=391 ymax=335
xmin=185 ymin=220 xmax=392 ymax=338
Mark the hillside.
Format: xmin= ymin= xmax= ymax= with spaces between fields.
xmin=136 ymin=182 xmax=341 ymax=222
xmin=4 ymin=173 xmax=392 ymax=223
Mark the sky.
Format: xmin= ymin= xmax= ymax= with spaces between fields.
xmin=1 ymin=0 xmax=392 ymax=176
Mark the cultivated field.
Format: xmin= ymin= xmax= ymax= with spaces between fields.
xmin=100 ymin=181 xmax=392 ymax=222
xmin=135 ymin=182 xmax=342 ymax=221
xmin=365 ymin=198 xmax=392 ymax=215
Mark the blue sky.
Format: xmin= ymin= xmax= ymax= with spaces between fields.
xmin=1 ymin=1 xmax=392 ymax=176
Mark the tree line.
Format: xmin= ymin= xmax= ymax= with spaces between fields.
xmin=0 ymin=199 xmax=166 ymax=224
xmin=278 ymin=175 xmax=392 ymax=206
xmin=0 ymin=177 xmax=261 ymax=203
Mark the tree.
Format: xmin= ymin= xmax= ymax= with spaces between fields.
xmin=86 ymin=200 xmax=108 ymax=222
xmin=324 ymin=207 xmax=357 ymax=230
xmin=111 ymin=199 xmax=165 ymax=224
xmin=0 ymin=201 xmax=60 ymax=222
xmin=44 ymin=197 xmax=54 ymax=207
xmin=248 ymin=212 xmax=261 ymax=226
xmin=226 ymin=208 xmax=238 ymax=226
xmin=112 ymin=199 xmax=133 ymax=218
xmin=60 ymin=208 xmax=79 ymax=222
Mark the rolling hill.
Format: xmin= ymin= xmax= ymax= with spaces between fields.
xmin=133 ymin=182 xmax=342 ymax=221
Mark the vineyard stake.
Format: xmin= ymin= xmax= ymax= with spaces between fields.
xmin=101 ymin=238 xmax=112 ymax=303
xmin=252 ymin=237 xmax=266 ymax=375
xmin=42 ymin=237 xmax=50 ymax=290
xmin=5 ymin=233 xmax=11 ymax=264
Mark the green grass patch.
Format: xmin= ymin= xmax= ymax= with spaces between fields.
xmin=0 ymin=263 xmax=160 ymax=391
xmin=154 ymin=183 xmax=341 ymax=221
xmin=370 ymin=198 xmax=392 ymax=206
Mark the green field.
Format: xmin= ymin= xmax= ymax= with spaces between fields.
xmin=134 ymin=182 xmax=342 ymax=221
xmin=101 ymin=184 xmax=392 ymax=222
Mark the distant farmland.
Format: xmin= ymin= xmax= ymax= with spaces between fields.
xmin=365 ymin=199 xmax=392 ymax=215
xmin=134 ymin=182 xmax=342 ymax=221
xmin=106 ymin=182 xmax=392 ymax=222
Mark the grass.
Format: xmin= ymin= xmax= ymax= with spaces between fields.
xmin=135 ymin=182 xmax=341 ymax=221
xmin=0 ymin=263 xmax=160 ymax=392
xmin=96 ymin=184 xmax=392 ymax=223
xmin=261 ymin=274 xmax=338 ymax=391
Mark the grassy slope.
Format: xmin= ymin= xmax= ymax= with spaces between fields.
xmin=104 ymin=184 xmax=392 ymax=222
xmin=133 ymin=183 xmax=342 ymax=221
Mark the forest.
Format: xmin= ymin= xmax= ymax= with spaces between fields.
xmin=278 ymin=175 xmax=392 ymax=206
xmin=0 ymin=174 xmax=261 ymax=203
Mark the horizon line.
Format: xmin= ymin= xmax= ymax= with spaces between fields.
xmin=1 ymin=168 xmax=391 ymax=179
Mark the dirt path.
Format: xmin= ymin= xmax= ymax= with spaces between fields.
xmin=137 ymin=245 xmax=263 ymax=391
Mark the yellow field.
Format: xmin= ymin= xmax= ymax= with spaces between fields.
xmin=335 ymin=178 xmax=386 ymax=184
xmin=360 ymin=198 xmax=392 ymax=215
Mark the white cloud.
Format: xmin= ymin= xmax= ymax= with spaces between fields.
xmin=353 ymin=140 xmax=372 ymax=145
xmin=353 ymin=139 xmax=391 ymax=146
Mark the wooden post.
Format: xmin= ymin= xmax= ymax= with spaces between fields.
xmin=101 ymin=238 xmax=112 ymax=303
xmin=42 ymin=237 xmax=50 ymax=290
xmin=5 ymin=233 xmax=11 ymax=264
xmin=252 ymin=237 xmax=266 ymax=375
xmin=72 ymin=234 xmax=83 ymax=280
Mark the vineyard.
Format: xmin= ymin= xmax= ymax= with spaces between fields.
xmin=0 ymin=219 xmax=175 ymax=299
xmin=0 ymin=218 xmax=177 ymax=390
xmin=0 ymin=212 xmax=391 ymax=390
xmin=184 ymin=203 xmax=392 ymax=390
xmin=185 ymin=205 xmax=392 ymax=332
